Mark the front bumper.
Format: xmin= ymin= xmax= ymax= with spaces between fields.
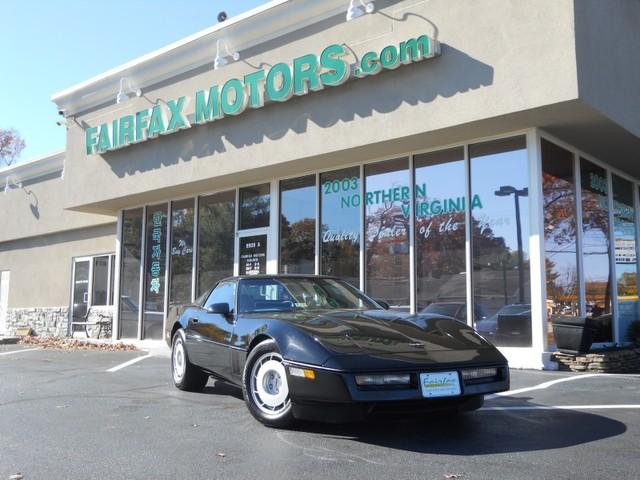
xmin=283 ymin=361 xmax=509 ymax=422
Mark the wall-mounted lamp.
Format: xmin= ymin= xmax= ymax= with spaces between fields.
xmin=4 ymin=176 xmax=22 ymax=195
xmin=346 ymin=0 xmax=375 ymax=21
xmin=116 ymin=77 xmax=142 ymax=104
xmin=214 ymin=38 xmax=240 ymax=70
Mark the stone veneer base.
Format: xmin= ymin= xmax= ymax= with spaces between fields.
xmin=551 ymin=348 xmax=640 ymax=373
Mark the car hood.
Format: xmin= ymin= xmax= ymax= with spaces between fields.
xmin=261 ymin=309 xmax=496 ymax=357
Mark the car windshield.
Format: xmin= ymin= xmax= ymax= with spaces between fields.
xmin=495 ymin=304 xmax=530 ymax=315
xmin=421 ymin=303 xmax=461 ymax=317
xmin=237 ymin=277 xmax=378 ymax=313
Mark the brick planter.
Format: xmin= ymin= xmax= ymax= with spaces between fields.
xmin=551 ymin=348 xmax=640 ymax=373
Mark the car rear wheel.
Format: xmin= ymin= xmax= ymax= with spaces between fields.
xmin=171 ymin=330 xmax=208 ymax=392
xmin=242 ymin=339 xmax=294 ymax=428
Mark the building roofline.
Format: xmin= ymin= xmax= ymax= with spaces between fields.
xmin=0 ymin=150 xmax=65 ymax=185
xmin=51 ymin=0 xmax=347 ymax=115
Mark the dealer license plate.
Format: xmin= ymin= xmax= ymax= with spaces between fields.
xmin=420 ymin=371 xmax=461 ymax=398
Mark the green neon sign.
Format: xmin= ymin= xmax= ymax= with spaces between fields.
xmin=86 ymin=34 xmax=440 ymax=155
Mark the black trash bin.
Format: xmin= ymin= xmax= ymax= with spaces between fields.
xmin=551 ymin=316 xmax=597 ymax=354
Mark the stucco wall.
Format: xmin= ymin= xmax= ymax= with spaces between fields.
xmin=0 ymin=170 xmax=116 ymax=243
xmin=0 ymin=223 xmax=116 ymax=308
xmin=575 ymin=0 xmax=640 ymax=139
xmin=64 ymin=0 xmax=579 ymax=213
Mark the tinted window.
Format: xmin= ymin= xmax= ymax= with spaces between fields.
xmin=580 ymin=159 xmax=612 ymax=342
xmin=365 ymin=158 xmax=410 ymax=309
xmin=280 ymin=176 xmax=316 ymax=274
xmin=320 ymin=167 xmax=360 ymax=288
xmin=542 ymin=140 xmax=579 ymax=344
xmin=414 ymin=147 xmax=466 ymax=312
xmin=119 ymin=208 xmax=143 ymax=338
xmin=197 ymin=191 xmax=235 ymax=296
xmin=470 ymin=136 xmax=531 ymax=347
xmin=143 ymin=204 xmax=167 ymax=340
xmin=169 ymin=199 xmax=195 ymax=304
xmin=240 ymin=183 xmax=270 ymax=229
xmin=205 ymin=281 xmax=236 ymax=311
xmin=613 ymin=176 xmax=637 ymax=341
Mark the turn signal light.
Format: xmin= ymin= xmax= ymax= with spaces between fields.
xmin=355 ymin=374 xmax=411 ymax=386
xmin=289 ymin=367 xmax=316 ymax=380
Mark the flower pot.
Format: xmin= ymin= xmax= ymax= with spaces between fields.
xmin=552 ymin=316 xmax=597 ymax=354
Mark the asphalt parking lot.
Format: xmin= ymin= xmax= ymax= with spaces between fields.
xmin=1 ymin=344 xmax=639 ymax=480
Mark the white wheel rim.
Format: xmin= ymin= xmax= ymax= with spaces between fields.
xmin=173 ymin=339 xmax=186 ymax=383
xmin=250 ymin=352 xmax=290 ymax=415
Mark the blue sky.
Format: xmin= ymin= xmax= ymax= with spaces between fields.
xmin=0 ymin=0 xmax=266 ymax=163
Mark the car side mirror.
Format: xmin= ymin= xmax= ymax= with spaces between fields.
xmin=207 ymin=302 xmax=230 ymax=315
xmin=376 ymin=300 xmax=390 ymax=310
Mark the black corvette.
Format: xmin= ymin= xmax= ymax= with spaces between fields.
xmin=166 ymin=275 xmax=509 ymax=427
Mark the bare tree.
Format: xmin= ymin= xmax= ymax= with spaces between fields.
xmin=0 ymin=128 xmax=26 ymax=167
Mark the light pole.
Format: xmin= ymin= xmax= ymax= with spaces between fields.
xmin=495 ymin=186 xmax=528 ymax=304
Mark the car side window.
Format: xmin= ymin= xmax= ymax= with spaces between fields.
xmin=205 ymin=281 xmax=236 ymax=312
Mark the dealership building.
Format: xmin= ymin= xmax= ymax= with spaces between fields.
xmin=1 ymin=0 xmax=639 ymax=369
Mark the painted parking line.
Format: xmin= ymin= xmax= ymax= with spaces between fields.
xmin=0 ymin=347 xmax=42 ymax=356
xmin=486 ymin=373 xmax=640 ymax=399
xmin=481 ymin=405 xmax=640 ymax=411
xmin=106 ymin=352 xmax=153 ymax=372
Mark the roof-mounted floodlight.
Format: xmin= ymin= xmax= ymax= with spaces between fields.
xmin=4 ymin=176 xmax=22 ymax=195
xmin=214 ymin=38 xmax=240 ymax=70
xmin=346 ymin=0 xmax=375 ymax=21
xmin=116 ymin=77 xmax=142 ymax=104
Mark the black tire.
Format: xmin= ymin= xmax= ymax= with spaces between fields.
xmin=242 ymin=339 xmax=294 ymax=428
xmin=171 ymin=330 xmax=209 ymax=392
xmin=457 ymin=395 xmax=484 ymax=412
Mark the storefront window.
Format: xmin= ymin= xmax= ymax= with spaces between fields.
xmin=143 ymin=204 xmax=167 ymax=340
xmin=542 ymin=140 xmax=579 ymax=345
xmin=197 ymin=191 xmax=235 ymax=296
xmin=239 ymin=183 xmax=270 ymax=229
xmin=470 ymin=136 xmax=531 ymax=347
xmin=169 ymin=199 xmax=195 ymax=304
xmin=280 ymin=176 xmax=316 ymax=274
xmin=320 ymin=167 xmax=360 ymax=288
xmin=365 ymin=158 xmax=410 ymax=309
xmin=119 ymin=208 xmax=143 ymax=338
xmin=414 ymin=147 xmax=466 ymax=316
xmin=580 ymin=159 xmax=613 ymax=342
xmin=613 ymin=175 xmax=637 ymax=341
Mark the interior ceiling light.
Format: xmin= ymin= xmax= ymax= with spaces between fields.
xmin=116 ymin=77 xmax=142 ymax=104
xmin=346 ymin=0 xmax=375 ymax=21
xmin=214 ymin=38 xmax=240 ymax=70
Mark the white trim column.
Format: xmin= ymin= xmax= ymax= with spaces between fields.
xmin=527 ymin=128 xmax=547 ymax=365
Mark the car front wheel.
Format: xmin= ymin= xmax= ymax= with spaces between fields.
xmin=242 ymin=339 xmax=294 ymax=428
xmin=171 ymin=330 xmax=209 ymax=392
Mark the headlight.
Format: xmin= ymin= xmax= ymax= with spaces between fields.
xmin=461 ymin=367 xmax=498 ymax=381
xmin=355 ymin=374 xmax=411 ymax=386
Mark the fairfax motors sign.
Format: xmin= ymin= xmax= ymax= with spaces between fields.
xmin=85 ymin=34 xmax=440 ymax=155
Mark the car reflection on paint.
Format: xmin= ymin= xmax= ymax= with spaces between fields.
xmin=166 ymin=275 xmax=509 ymax=427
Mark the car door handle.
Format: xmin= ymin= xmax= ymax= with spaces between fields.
xmin=189 ymin=317 xmax=199 ymax=323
